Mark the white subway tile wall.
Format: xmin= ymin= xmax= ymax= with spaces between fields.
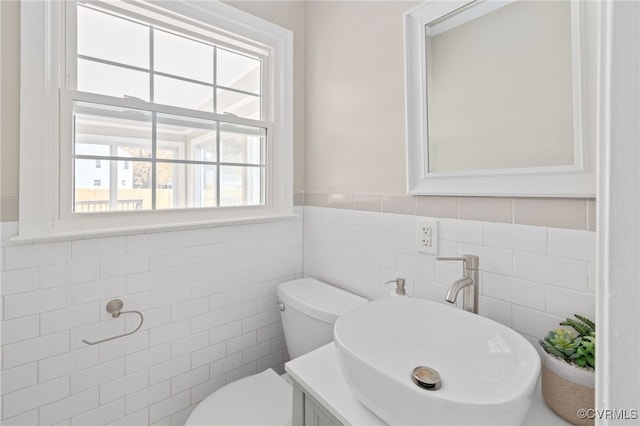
xmin=0 ymin=204 xmax=596 ymax=425
xmin=303 ymin=206 xmax=596 ymax=347
xmin=0 ymin=210 xmax=303 ymax=425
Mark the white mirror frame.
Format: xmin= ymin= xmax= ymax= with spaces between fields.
xmin=404 ymin=0 xmax=595 ymax=197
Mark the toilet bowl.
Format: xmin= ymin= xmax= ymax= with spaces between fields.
xmin=185 ymin=368 xmax=291 ymax=426
xmin=184 ymin=278 xmax=368 ymax=426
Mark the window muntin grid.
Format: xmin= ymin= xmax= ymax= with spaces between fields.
xmin=76 ymin=4 xmax=263 ymax=119
xmin=70 ymin=3 xmax=268 ymax=214
xmin=72 ymin=101 xmax=266 ymax=213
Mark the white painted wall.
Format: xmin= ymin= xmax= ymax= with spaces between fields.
xmin=0 ymin=1 xmax=20 ymax=206
xmin=304 ymin=1 xmax=418 ymax=193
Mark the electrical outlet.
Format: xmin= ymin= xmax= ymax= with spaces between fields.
xmin=416 ymin=218 xmax=438 ymax=255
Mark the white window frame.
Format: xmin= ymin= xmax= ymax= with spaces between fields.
xmin=404 ymin=0 xmax=595 ymax=197
xmin=17 ymin=0 xmax=293 ymax=241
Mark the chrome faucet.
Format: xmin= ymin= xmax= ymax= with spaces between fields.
xmin=436 ymin=255 xmax=479 ymax=314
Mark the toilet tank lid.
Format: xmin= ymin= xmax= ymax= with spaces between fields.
xmin=277 ymin=278 xmax=368 ymax=323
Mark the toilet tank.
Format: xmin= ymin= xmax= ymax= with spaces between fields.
xmin=277 ymin=278 xmax=368 ymax=359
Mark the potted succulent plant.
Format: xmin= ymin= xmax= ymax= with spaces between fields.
xmin=539 ymin=315 xmax=595 ymax=426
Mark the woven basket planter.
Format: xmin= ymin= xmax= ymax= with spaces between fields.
xmin=541 ymin=351 xmax=595 ymax=426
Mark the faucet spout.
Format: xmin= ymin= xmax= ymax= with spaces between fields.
xmin=436 ymin=255 xmax=480 ymax=313
xmin=445 ymin=277 xmax=473 ymax=303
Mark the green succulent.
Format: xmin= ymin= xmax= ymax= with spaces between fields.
xmin=540 ymin=328 xmax=580 ymax=359
xmin=539 ymin=314 xmax=595 ymax=370
xmin=560 ymin=314 xmax=595 ymax=336
xmin=574 ymin=333 xmax=595 ymax=368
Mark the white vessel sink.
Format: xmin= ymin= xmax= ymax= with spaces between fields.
xmin=334 ymin=297 xmax=541 ymax=425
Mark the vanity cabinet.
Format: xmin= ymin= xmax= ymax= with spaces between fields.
xmin=285 ymin=343 xmax=568 ymax=426
xmin=292 ymin=380 xmax=344 ymax=426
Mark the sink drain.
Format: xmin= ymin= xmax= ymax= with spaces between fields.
xmin=412 ymin=366 xmax=441 ymax=390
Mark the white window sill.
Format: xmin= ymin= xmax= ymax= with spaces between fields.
xmin=8 ymin=212 xmax=300 ymax=245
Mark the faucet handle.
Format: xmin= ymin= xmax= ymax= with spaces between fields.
xmin=385 ymin=278 xmax=406 ymax=296
xmin=436 ymin=255 xmax=479 ymax=270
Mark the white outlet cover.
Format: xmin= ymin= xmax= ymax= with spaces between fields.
xmin=416 ymin=218 xmax=439 ymax=255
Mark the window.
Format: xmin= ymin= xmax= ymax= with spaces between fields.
xmin=18 ymin=0 xmax=293 ymax=239
xmin=70 ymin=3 xmax=267 ymax=213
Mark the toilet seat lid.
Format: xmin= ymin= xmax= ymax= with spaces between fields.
xmin=185 ymin=368 xmax=292 ymax=426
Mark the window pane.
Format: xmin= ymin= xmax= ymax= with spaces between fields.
xmin=155 ymin=163 xmax=217 ymax=209
xmin=74 ymin=159 xmax=152 ymax=212
xmin=155 ymin=75 xmax=213 ymax=111
xmin=117 ymin=160 xmax=152 ymax=210
xmin=157 ymin=114 xmax=217 ymax=162
xmin=217 ymin=48 xmax=261 ymax=94
xmin=220 ymin=166 xmax=263 ymax=207
xmin=77 ymin=5 xmax=149 ymax=68
xmin=220 ymin=124 xmax=265 ymax=164
xmin=78 ymin=59 xmax=150 ymax=100
xmin=216 ymin=89 xmax=260 ymax=119
xmin=119 ymin=146 xmax=153 ymax=160
xmin=75 ymin=143 xmax=110 ymax=157
xmin=74 ymin=102 xmax=153 ymax=157
xmin=154 ymin=30 xmax=213 ymax=84
xmin=155 ymin=161 xmax=179 ymax=209
xmin=156 ymin=162 xmax=178 ymax=208
xmin=157 ymin=147 xmax=178 ymax=161
xmin=194 ymin=142 xmax=217 ymax=163
xmin=75 ymin=158 xmax=111 ymax=212
xmin=195 ymin=164 xmax=217 ymax=208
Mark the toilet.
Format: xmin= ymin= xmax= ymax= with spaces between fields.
xmin=184 ymin=278 xmax=368 ymax=426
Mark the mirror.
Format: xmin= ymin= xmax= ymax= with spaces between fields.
xmin=404 ymin=0 xmax=595 ymax=197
